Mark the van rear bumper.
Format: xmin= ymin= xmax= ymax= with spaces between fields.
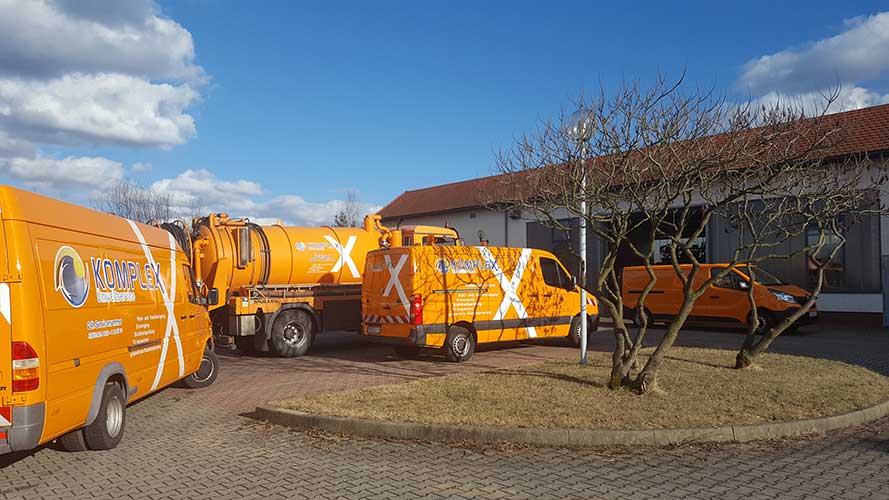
xmin=0 ymin=403 xmax=46 ymax=454
xmin=362 ymin=326 xmax=429 ymax=346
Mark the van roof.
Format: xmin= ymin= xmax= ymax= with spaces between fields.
xmin=0 ymin=185 xmax=182 ymax=252
xmin=623 ymin=263 xmax=726 ymax=271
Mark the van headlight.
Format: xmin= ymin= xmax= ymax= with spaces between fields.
xmin=770 ymin=290 xmax=796 ymax=304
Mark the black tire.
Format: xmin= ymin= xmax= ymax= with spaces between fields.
xmin=393 ymin=345 xmax=420 ymax=359
xmin=749 ymin=309 xmax=774 ymax=335
xmin=183 ymin=347 xmax=219 ymax=389
xmin=82 ymin=383 xmax=126 ymax=451
xmin=234 ymin=335 xmax=254 ymax=354
xmin=568 ymin=316 xmax=596 ymax=348
xmin=268 ymin=309 xmax=314 ymax=357
xmin=58 ymin=429 xmax=88 ymax=452
xmin=444 ymin=326 xmax=475 ymax=362
xmin=632 ymin=306 xmax=652 ymax=328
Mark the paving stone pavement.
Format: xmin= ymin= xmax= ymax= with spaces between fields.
xmin=1 ymin=322 xmax=889 ymax=499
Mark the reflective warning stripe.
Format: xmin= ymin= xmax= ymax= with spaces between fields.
xmin=362 ymin=314 xmax=409 ymax=324
xmin=0 ymin=407 xmax=11 ymax=427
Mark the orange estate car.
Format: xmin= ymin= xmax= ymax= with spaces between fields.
xmin=622 ymin=264 xmax=817 ymax=332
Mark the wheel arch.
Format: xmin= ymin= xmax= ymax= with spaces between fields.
xmin=84 ymin=362 xmax=129 ymax=427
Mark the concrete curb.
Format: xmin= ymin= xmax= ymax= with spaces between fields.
xmin=254 ymin=398 xmax=889 ymax=448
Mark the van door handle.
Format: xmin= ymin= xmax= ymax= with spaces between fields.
xmin=179 ymin=314 xmax=187 ymax=319
xmin=188 ymin=314 xmax=195 ymax=319
xmin=709 ymin=295 xmax=721 ymax=299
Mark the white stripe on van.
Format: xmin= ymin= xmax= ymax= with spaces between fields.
xmin=0 ymin=283 xmax=9 ymax=324
xmin=477 ymin=247 xmax=537 ymax=338
xmin=383 ymin=254 xmax=410 ymax=317
xmin=126 ymin=221 xmax=185 ymax=391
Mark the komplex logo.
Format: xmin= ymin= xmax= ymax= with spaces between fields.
xmin=54 ymin=246 xmax=90 ymax=307
xmin=89 ymin=255 xmax=162 ymax=304
xmin=435 ymin=256 xmax=495 ymax=274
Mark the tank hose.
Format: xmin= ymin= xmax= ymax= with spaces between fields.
xmin=158 ymin=220 xmax=192 ymax=256
xmin=247 ymin=222 xmax=271 ymax=285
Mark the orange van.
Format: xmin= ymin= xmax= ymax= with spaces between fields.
xmin=0 ymin=186 xmax=218 ymax=455
xmin=362 ymin=245 xmax=599 ymax=361
xmin=622 ymin=264 xmax=817 ymax=332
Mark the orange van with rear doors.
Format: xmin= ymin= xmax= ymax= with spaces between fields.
xmin=0 ymin=186 xmax=218 ymax=455
xmin=362 ymin=245 xmax=599 ymax=361
xmin=622 ymin=264 xmax=817 ymax=333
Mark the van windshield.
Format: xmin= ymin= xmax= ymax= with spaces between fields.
xmin=743 ymin=266 xmax=785 ymax=286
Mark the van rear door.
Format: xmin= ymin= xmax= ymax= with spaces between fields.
xmin=0 ymin=208 xmax=13 ymax=424
xmin=362 ymin=248 xmax=412 ymax=337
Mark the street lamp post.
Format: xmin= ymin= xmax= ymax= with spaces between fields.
xmin=565 ymin=108 xmax=595 ymax=365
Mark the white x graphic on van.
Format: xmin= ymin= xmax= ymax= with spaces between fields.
xmin=127 ymin=221 xmax=185 ymax=391
xmin=477 ymin=246 xmax=537 ymax=338
xmin=383 ymin=253 xmax=410 ymax=316
xmin=323 ymin=235 xmax=360 ymax=279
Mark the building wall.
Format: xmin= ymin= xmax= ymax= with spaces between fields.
xmin=382 ymin=208 xmax=528 ymax=248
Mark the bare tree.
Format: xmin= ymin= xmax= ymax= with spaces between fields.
xmin=92 ymin=178 xmax=172 ymax=223
xmin=493 ymin=74 xmax=876 ymax=393
xmin=333 ymin=189 xmax=361 ymax=228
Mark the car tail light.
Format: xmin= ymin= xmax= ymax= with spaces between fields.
xmin=12 ymin=342 xmax=39 ymax=392
xmin=409 ymin=294 xmax=423 ymax=325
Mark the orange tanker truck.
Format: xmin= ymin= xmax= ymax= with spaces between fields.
xmin=173 ymin=213 xmax=459 ymax=357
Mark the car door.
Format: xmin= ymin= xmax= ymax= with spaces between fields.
xmin=695 ymin=267 xmax=749 ymax=325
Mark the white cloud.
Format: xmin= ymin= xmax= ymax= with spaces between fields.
xmin=150 ymin=169 xmax=380 ymax=226
xmin=0 ymin=0 xmax=205 ymax=200
xmin=0 ymin=0 xmax=202 ymax=82
xmin=737 ymin=12 xmax=889 ymax=112
xmin=131 ymin=162 xmax=153 ymax=173
xmin=747 ymin=85 xmax=889 ymax=116
xmin=0 ymin=154 xmax=124 ymax=193
xmin=0 ymin=73 xmax=198 ymax=147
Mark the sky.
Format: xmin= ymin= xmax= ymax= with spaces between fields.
xmin=0 ymin=0 xmax=888 ymax=225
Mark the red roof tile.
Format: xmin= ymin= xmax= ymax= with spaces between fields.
xmin=378 ymin=103 xmax=889 ymax=219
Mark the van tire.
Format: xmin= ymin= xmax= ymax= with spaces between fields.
xmin=568 ymin=317 xmax=594 ymax=348
xmin=183 ymin=348 xmax=219 ymax=389
xmin=444 ymin=327 xmax=474 ymax=362
xmin=58 ymin=429 xmax=89 ymax=452
xmin=269 ymin=309 xmax=314 ymax=357
xmin=82 ymin=383 xmax=126 ymax=451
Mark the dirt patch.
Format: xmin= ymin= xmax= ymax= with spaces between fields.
xmin=275 ymin=348 xmax=889 ymax=430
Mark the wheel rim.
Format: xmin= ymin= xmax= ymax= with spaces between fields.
xmin=751 ymin=313 xmax=769 ymax=334
xmin=191 ymin=355 xmax=214 ymax=383
xmin=452 ymin=335 xmax=470 ymax=357
xmin=282 ymin=321 xmax=306 ymax=346
xmin=106 ymin=395 xmax=124 ymax=438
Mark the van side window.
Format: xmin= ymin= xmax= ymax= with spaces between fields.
xmin=710 ymin=267 xmax=745 ymax=290
xmin=540 ymin=258 xmax=570 ymax=288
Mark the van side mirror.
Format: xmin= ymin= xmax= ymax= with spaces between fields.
xmin=570 ymin=275 xmax=578 ymax=290
xmin=738 ymin=281 xmax=749 ymax=290
xmin=207 ymin=287 xmax=219 ymax=306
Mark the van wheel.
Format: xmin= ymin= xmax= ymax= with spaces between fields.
xmin=58 ymin=429 xmax=88 ymax=452
xmin=82 ymin=383 xmax=126 ymax=451
xmin=749 ymin=310 xmax=774 ymax=335
xmin=568 ymin=316 xmax=597 ymax=348
xmin=444 ymin=327 xmax=475 ymax=362
xmin=183 ymin=348 xmax=219 ymax=389
xmin=269 ymin=309 xmax=314 ymax=357
xmin=632 ymin=306 xmax=652 ymax=328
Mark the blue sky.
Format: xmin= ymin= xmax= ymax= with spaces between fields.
xmin=1 ymin=1 xmax=888 ymax=224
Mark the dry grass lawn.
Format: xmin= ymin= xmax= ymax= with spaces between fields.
xmin=276 ymin=347 xmax=889 ymax=430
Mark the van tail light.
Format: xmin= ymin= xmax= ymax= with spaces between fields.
xmin=12 ymin=342 xmax=39 ymax=392
xmin=409 ymin=294 xmax=423 ymax=325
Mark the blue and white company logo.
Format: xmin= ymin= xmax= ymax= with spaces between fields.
xmin=434 ymin=258 xmax=451 ymax=274
xmin=54 ymin=245 xmax=90 ymax=307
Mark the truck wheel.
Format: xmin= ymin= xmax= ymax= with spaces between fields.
xmin=269 ymin=309 xmax=314 ymax=357
xmin=183 ymin=348 xmax=219 ymax=389
xmin=58 ymin=429 xmax=88 ymax=452
xmin=444 ymin=327 xmax=474 ymax=362
xmin=83 ymin=382 xmax=126 ymax=451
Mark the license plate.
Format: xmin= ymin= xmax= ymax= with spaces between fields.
xmin=366 ymin=325 xmax=381 ymax=335
xmin=808 ymin=311 xmax=817 ymax=318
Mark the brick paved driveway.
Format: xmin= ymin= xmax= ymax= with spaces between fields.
xmin=1 ymin=322 xmax=888 ymax=499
